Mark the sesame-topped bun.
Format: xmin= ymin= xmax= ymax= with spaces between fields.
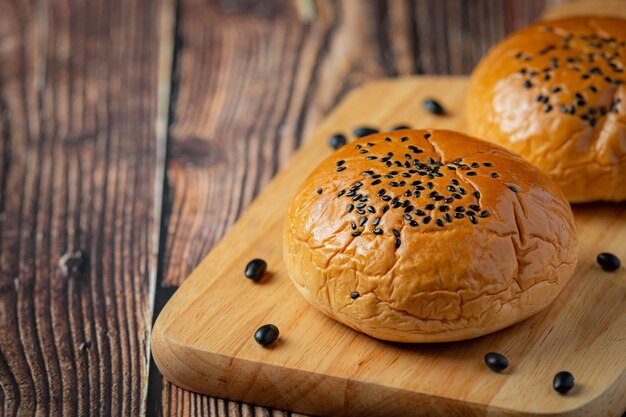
xmin=283 ymin=129 xmax=578 ymax=343
xmin=467 ymin=16 xmax=626 ymax=203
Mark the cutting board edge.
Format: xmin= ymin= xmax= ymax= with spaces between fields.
xmin=152 ymin=315 xmax=626 ymax=417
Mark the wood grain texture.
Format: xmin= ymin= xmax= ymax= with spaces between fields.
xmin=154 ymin=0 xmax=583 ymax=416
xmin=0 ymin=0 xmax=171 ymax=415
xmin=153 ymin=76 xmax=626 ymax=416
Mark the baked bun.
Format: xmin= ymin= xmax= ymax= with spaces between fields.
xmin=467 ymin=16 xmax=626 ymax=203
xmin=283 ymin=129 xmax=578 ymax=343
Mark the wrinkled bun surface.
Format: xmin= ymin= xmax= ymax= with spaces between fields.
xmin=283 ymin=130 xmax=578 ymax=343
xmin=467 ymin=16 xmax=626 ymax=203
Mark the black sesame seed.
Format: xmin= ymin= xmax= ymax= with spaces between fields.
xmin=356 ymin=209 xmax=365 ymax=215
xmin=382 ymin=205 xmax=389 ymax=213
xmin=316 ymin=187 xmax=323 ymax=194
xmin=423 ymin=99 xmax=445 ymax=115
xmin=466 ymin=171 xmax=477 ymax=176
xmin=359 ymin=149 xmax=369 ymax=154
xmin=352 ymin=231 xmax=361 ymax=237
xmin=451 ymin=179 xmax=459 ymax=185
xmin=336 ymin=160 xmax=345 ymax=166
xmin=459 ymin=188 xmax=467 ymax=195
xmin=409 ymin=220 xmax=419 ymax=227
xmin=404 ymin=214 xmax=412 ymax=221
xmin=491 ymin=172 xmax=499 ymax=178
xmin=509 ymin=186 xmax=518 ymax=193
xmin=523 ymin=80 xmax=532 ymax=89
xmin=367 ymin=206 xmax=376 ymax=214
xmin=337 ymin=166 xmax=346 ymax=172
xmin=356 ymin=203 xmax=366 ymax=209
xmin=454 ymin=213 xmax=465 ymax=219
xmin=359 ymin=217 xmax=368 ymax=227
xmin=395 ymin=239 xmax=401 ymax=248
xmin=245 ymin=259 xmax=267 ymax=282
xmin=353 ymin=126 xmax=379 ymax=137
xmin=479 ymin=210 xmax=489 ymax=218
xmin=254 ymin=324 xmax=279 ymax=347
xmin=371 ymin=179 xmax=382 ymax=185
xmin=597 ymin=252 xmax=621 ymax=271
xmin=436 ymin=219 xmax=444 ymax=227
xmin=425 ymin=203 xmax=435 ymax=210
xmin=545 ymin=104 xmax=553 ymax=113
xmin=373 ymin=228 xmax=383 ymax=235
xmin=347 ymin=204 xmax=354 ymax=212
xmin=351 ymin=291 xmax=360 ymax=299
xmin=373 ymin=217 xmax=381 ymax=226
xmin=469 ymin=204 xmax=480 ymax=211
xmin=328 ymin=133 xmax=347 ymax=150
xmin=551 ymin=86 xmax=562 ymax=93
xmin=385 ymin=137 xmax=392 ymax=142
xmin=423 ymin=216 xmax=431 ymax=224
xmin=455 ymin=206 xmax=465 ymax=212
xmin=484 ymin=352 xmax=509 ymax=372
xmin=414 ymin=209 xmax=425 ymax=216
xmin=553 ymin=371 xmax=575 ymax=394
xmin=400 ymin=136 xmax=409 ymax=143
xmin=439 ymin=206 xmax=450 ymax=212
xmin=469 ymin=215 xmax=477 ymax=224
xmin=338 ymin=190 xmax=346 ymax=197
xmin=392 ymin=229 xmax=400 ymax=237
xmin=443 ymin=213 xmax=452 ymax=222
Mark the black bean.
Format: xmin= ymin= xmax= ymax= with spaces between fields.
xmin=423 ymin=98 xmax=445 ymax=115
xmin=390 ymin=124 xmax=411 ymax=131
xmin=245 ymin=259 xmax=267 ymax=282
xmin=553 ymin=371 xmax=575 ymax=394
xmin=597 ymin=252 xmax=621 ymax=271
xmin=328 ymin=133 xmax=347 ymax=150
xmin=484 ymin=352 xmax=509 ymax=372
xmin=353 ymin=126 xmax=379 ymax=137
xmin=254 ymin=324 xmax=279 ymax=347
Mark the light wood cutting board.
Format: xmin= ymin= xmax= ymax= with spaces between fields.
xmin=152 ymin=3 xmax=626 ymax=417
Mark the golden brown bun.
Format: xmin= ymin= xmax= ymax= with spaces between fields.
xmin=283 ymin=129 xmax=578 ymax=343
xmin=467 ymin=16 xmax=626 ymax=203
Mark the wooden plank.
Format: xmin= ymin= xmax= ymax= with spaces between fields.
xmin=0 ymin=0 xmax=172 ymax=415
xmin=155 ymin=1 xmax=558 ymax=413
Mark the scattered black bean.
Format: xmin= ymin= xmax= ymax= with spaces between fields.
xmin=484 ymin=352 xmax=509 ymax=372
xmin=597 ymin=252 xmax=621 ymax=271
xmin=254 ymin=324 xmax=279 ymax=347
xmin=244 ymin=259 xmax=267 ymax=282
xmin=423 ymin=98 xmax=445 ymax=115
xmin=328 ymin=133 xmax=347 ymax=150
xmin=353 ymin=126 xmax=379 ymax=137
xmin=553 ymin=371 xmax=574 ymax=394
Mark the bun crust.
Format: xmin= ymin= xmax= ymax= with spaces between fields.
xmin=283 ymin=130 xmax=578 ymax=343
xmin=467 ymin=16 xmax=626 ymax=203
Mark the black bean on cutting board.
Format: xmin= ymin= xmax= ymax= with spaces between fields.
xmin=328 ymin=133 xmax=348 ymax=150
xmin=484 ymin=352 xmax=509 ymax=372
xmin=352 ymin=126 xmax=379 ymax=137
xmin=254 ymin=324 xmax=280 ymax=347
xmin=553 ymin=371 xmax=575 ymax=394
xmin=245 ymin=259 xmax=267 ymax=282
xmin=423 ymin=98 xmax=445 ymax=115
xmin=597 ymin=252 xmax=621 ymax=271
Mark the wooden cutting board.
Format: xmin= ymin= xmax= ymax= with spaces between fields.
xmin=153 ymin=3 xmax=626 ymax=416
xmin=152 ymin=75 xmax=626 ymax=416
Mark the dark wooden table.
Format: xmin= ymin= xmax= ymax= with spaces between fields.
xmin=0 ymin=1 xmax=573 ymax=416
